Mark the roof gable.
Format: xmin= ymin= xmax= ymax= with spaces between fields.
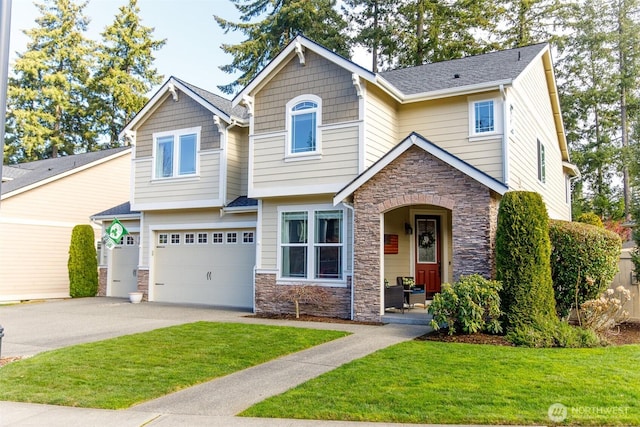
xmin=120 ymin=77 xmax=248 ymax=140
xmin=1 ymin=147 xmax=131 ymax=198
xmin=333 ymin=133 xmax=508 ymax=205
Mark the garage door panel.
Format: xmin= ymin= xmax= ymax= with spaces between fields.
xmin=109 ymin=236 xmax=140 ymax=298
xmin=153 ymin=230 xmax=255 ymax=308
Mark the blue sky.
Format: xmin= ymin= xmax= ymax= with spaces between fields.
xmin=9 ymin=0 xmax=370 ymax=98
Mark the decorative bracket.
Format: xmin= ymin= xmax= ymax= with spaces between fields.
xmin=352 ymin=73 xmax=363 ymax=98
xmin=241 ymin=95 xmax=254 ymax=117
xmin=295 ymin=41 xmax=306 ymax=65
xmin=123 ymin=130 xmax=136 ymax=146
xmin=213 ymin=115 xmax=226 ymax=133
xmin=167 ymin=83 xmax=179 ymax=102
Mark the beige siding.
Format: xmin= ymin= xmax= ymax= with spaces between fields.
xmin=383 ymin=208 xmax=412 ymax=281
xmin=135 ymin=94 xmax=220 ymax=158
xmin=254 ymin=51 xmax=359 ymax=133
xmin=252 ymin=125 xmax=359 ymax=194
xmin=365 ymin=84 xmax=398 ymax=168
xmin=397 ymin=94 xmax=504 ymax=182
xmin=226 ymin=126 xmax=249 ymax=202
xmin=133 ymin=151 xmax=221 ymax=207
xmin=0 ymin=153 xmax=131 ymax=301
xmin=508 ymin=60 xmax=570 ymax=220
xmin=140 ymin=209 xmax=257 ymax=267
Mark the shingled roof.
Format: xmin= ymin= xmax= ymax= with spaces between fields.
xmin=173 ymin=77 xmax=249 ymax=120
xmin=91 ymin=201 xmax=140 ymax=220
xmin=1 ymin=146 xmax=131 ymax=196
xmin=379 ymin=43 xmax=548 ymax=96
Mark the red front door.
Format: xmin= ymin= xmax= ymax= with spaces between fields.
xmin=415 ymin=216 xmax=441 ymax=297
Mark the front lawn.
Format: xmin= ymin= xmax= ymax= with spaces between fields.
xmin=0 ymin=321 xmax=348 ymax=409
xmin=242 ymin=340 xmax=640 ymax=425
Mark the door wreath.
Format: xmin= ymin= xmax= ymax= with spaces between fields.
xmin=419 ymin=231 xmax=435 ymax=249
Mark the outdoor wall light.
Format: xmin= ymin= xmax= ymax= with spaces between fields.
xmin=404 ymin=222 xmax=413 ymax=235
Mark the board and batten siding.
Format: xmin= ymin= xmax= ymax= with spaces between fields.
xmin=508 ymin=59 xmax=570 ymax=220
xmin=252 ymin=125 xmax=360 ymax=194
xmin=0 ymin=152 xmax=131 ymax=301
xmin=254 ymin=51 xmax=359 ymax=134
xmin=365 ymin=84 xmax=398 ymax=168
xmin=397 ymin=94 xmax=504 ymax=183
xmin=140 ymin=209 xmax=257 ymax=268
xmin=226 ymin=126 xmax=249 ymax=202
xmin=259 ymin=196 xmax=351 ymax=272
xmin=133 ymin=150 xmax=221 ymax=207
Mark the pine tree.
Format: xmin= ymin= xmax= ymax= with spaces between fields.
xmin=7 ymin=0 xmax=94 ymax=160
xmin=391 ymin=0 xmax=501 ymax=67
xmin=214 ymin=0 xmax=349 ymax=94
xmin=90 ymin=0 xmax=165 ymax=146
xmin=342 ymin=0 xmax=398 ymax=72
xmin=498 ymin=0 xmax=568 ymax=48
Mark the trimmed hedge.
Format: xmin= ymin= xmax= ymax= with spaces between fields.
xmin=496 ymin=191 xmax=556 ymax=330
xmin=68 ymin=225 xmax=98 ymax=298
xmin=549 ymin=220 xmax=621 ymax=318
xmin=576 ymin=212 xmax=604 ymax=228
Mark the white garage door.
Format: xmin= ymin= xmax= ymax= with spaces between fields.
xmin=153 ymin=229 xmax=255 ymax=308
xmin=109 ymin=234 xmax=140 ymax=298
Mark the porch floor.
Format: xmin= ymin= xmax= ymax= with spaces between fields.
xmin=382 ymin=304 xmax=432 ymax=325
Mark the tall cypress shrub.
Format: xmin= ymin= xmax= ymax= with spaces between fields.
xmin=68 ymin=224 xmax=98 ymax=298
xmin=496 ymin=191 xmax=556 ymax=330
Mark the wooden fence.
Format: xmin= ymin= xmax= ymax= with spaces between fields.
xmin=610 ymin=245 xmax=640 ymax=322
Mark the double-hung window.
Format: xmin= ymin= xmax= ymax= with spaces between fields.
xmin=286 ymin=95 xmax=322 ymax=157
xmin=153 ymin=127 xmax=200 ymax=178
xmin=280 ymin=207 xmax=344 ymax=281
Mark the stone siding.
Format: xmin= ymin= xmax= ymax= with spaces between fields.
xmin=136 ymin=268 xmax=149 ymax=301
xmin=352 ymin=145 xmax=500 ymax=322
xmin=255 ymin=273 xmax=351 ymax=319
xmin=98 ymin=267 xmax=107 ymax=297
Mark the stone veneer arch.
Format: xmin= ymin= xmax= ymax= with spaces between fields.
xmin=377 ymin=194 xmax=455 ymax=214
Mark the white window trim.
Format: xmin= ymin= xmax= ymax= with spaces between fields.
xmin=226 ymin=231 xmax=238 ymax=244
xmin=276 ymin=204 xmax=347 ymax=286
xmin=537 ymin=138 xmax=546 ymax=184
xmin=242 ymin=231 xmax=255 ymax=244
xmin=169 ymin=233 xmax=181 ymax=245
xmin=468 ymin=95 xmax=502 ymax=140
xmin=152 ymin=126 xmax=201 ymax=179
xmin=212 ymin=232 xmax=224 ymax=244
xmin=184 ymin=232 xmax=195 ymax=245
xmin=197 ymin=232 xmax=208 ymax=244
xmin=285 ymin=94 xmax=322 ymax=160
xmin=158 ymin=233 xmax=168 ymax=245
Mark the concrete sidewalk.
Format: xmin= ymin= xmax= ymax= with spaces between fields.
xmin=0 ymin=298 xmax=445 ymax=426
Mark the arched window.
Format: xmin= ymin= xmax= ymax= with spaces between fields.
xmin=287 ymin=95 xmax=322 ymax=156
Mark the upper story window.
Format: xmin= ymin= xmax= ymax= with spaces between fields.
xmin=537 ymin=139 xmax=546 ymax=184
xmin=286 ymin=95 xmax=322 ymax=157
xmin=153 ymin=127 xmax=200 ymax=179
xmin=468 ymin=96 xmax=502 ymax=138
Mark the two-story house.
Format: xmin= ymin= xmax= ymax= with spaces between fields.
xmin=96 ymin=35 xmax=577 ymax=323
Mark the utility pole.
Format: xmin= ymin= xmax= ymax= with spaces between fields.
xmin=0 ymin=0 xmax=12 ymax=201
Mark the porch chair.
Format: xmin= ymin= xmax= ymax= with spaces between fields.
xmin=397 ymin=276 xmax=427 ymax=309
xmin=384 ymin=284 xmax=404 ymax=313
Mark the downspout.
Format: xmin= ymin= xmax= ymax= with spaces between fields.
xmin=500 ymin=84 xmax=509 ymax=187
xmin=343 ymin=201 xmax=355 ymax=320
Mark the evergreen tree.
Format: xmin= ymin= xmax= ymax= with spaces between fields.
xmin=392 ymin=0 xmax=501 ymax=67
xmin=6 ymin=0 xmax=94 ymax=160
xmin=90 ymin=0 xmax=166 ymax=146
xmin=498 ymin=0 xmax=568 ymax=48
xmin=342 ymin=0 xmax=398 ymax=72
xmin=214 ymin=0 xmax=349 ymax=94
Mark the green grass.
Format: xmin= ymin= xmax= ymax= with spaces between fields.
xmin=0 ymin=321 xmax=348 ymax=409
xmin=242 ymin=340 xmax=640 ymax=425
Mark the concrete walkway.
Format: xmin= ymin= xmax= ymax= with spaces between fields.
xmin=0 ymin=298 xmax=463 ymax=427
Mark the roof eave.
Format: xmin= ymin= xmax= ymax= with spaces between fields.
xmin=90 ymin=213 xmax=141 ymax=222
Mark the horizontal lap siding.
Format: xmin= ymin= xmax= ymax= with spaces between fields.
xmin=133 ymin=151 xmax=221 ymax=205
xmin=365 ymin=85 xmax=398 ymax=168
xmin=252 ymin=126 xmax=359 ymax=192
xmin=398 ymin=95 xmax=504 ymax=182
xmin=226 ymin=127 xmax=249 ymax=202
xmin=509 ymin=60 xmax=570 ymax=220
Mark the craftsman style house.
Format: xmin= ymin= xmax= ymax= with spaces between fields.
xmin=95 ymin=35 xmax=576 ymax=322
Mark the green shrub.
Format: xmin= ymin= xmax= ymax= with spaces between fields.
xmin=68 ymin=224 xmax=98 ymax=298
xmin=549 ymin=220 xmax=621 ymax=318
xmin=506 ymin=317 xmax=601 ymax=348
xmin=428 ymin=274 xmax=502 ymax=335
xmin=495 ymin=191 xmax=556 ymax=330
xmin=576 ymin=212 xmax=604 ymax=228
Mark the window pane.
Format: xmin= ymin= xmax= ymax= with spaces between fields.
xmin=156 ymin=136 xmax=174 ymax=177
xmin=179 ymin=134 xmax=196 ymax=175
xmin=282 ymin=246 xmax=307 ymax=278
xmin=282 ymin=212 xmax=308 ymax=243
xmin=417 ymin=219 xmax=437 ymax=263
xmin=292 ymin=101 xmax=317 ymax=111
xmin=315 ymin=210 xmax=342 ymax=243
xmin=315 ymin=246 xmax=342 ymax=279
xmin=474 ymin=101 xmax=494 ymax=133
xmin=291 ymin=112 xmax=316 ymax=153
